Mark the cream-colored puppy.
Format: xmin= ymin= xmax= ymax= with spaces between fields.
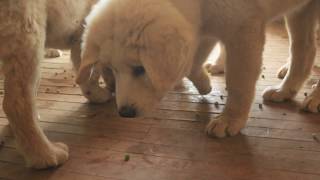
xmin=263 ymin=7 xmax=320 ymax=113
xmin=0 ymin=0 xmax=109 ymax=169
xmin=207 ymin=13 xmax=320 ymax=113
xmin=78 ymin=0 xmax=319 ymax=136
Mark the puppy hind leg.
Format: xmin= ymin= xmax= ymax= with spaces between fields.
xmin=205 ymin=43 xmax=227 ymax=75
xmin=71 ymin=43 xmax=112 ymax=103
xmin=206 ymin=22 xmax=265 ymax=137
xmin=188 ymin=39 xmax=216 ymax=95
xmin=263 ymin=3 xmax=318 ymax=103
xmin=3 ymin=45 xmax=68 ymax=169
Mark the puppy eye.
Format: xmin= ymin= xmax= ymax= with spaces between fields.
xmin=132 ymin=66 xmax=145 ymax=77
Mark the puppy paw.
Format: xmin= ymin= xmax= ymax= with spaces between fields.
xmin=173 ymin=81 xmax=186 ymax=91
xmin=83 ymin=86 xmax=113 ymax=104
xmin=197 ymin=82 xmax=212 ymax=95
xmin=205 ymin=63 xmax=225 ymax=75
xmin=205 ymin=115 xmax=246 ymax=138
xmin=26 ymin=142 xmax=69 ymax=169
xmin=189 ymin=71 xmax=212 ymax=95
xmin=45 ymin=49 xmax=62 ymax=58
xmin=302 ymin=90 xmax=320 ymax=113
xmin=277 ymin=63 xmax=289 ymax=79
xmin=263 ymin=86 xmax=296 ymax=102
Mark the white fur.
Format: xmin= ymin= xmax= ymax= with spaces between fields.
xmin=205 ymin=43 xmax=226 ymax=75
xmin=78 ymin=0 xmax=318 ymax=138
xmin=0 ymin=0 xmax=108 ymax=169
xmin=263 ymin=1 xmax=320 ymax=113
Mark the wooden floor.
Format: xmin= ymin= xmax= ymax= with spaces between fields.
xmin=0 ymin=26 xmax=320 ymax=180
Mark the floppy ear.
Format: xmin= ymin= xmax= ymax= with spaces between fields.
xmin=140 ymin=19 xmax=196 ymax=92
xmin=76 ymin=43 xmax=100 ymax=84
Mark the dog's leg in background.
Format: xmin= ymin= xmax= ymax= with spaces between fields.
xmin=45 ymin=48 xmax=62 ymax=58
xmin=263 ymin=2 xmax=318 ymax=107
xmin=205 ymin=43 xmax=227 ymax=75
xmin=303 ymin=80 xmax=320 ymax=112
xmin=2 ymin=1 xmax=68 ymax=168
xmin=71 ymin=43 xmax=112 ymax=103
xmin=206 ymin=20 xmax=265 ymax=137
xmin=188 ymin=39 xmax=216 ymax=95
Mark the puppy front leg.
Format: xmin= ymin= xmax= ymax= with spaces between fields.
xmin=206 ymin=23 xmax=265 ymax=137
xmin=3 ymin=51 xmax=68 ymax=169
xmin=71 ymin=43 xmax=112 ymax=103
xmin=263 ymin=2 xmax=318 ymax=103
xmin=188 ymin=39 xmax=216 ymax=95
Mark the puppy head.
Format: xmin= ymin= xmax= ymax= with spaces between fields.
xmin=77 ymin=0 xmax=196 ymax=117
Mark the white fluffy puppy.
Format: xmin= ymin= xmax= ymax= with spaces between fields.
xmin=78 ymin=0 xmax=319 ymax=136
xmin=207 ymin=12 xmax=320 ymax=113
xmin=259 ymin=5 xmax=320 ymax=113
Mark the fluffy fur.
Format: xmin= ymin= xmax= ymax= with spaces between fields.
xmin=78 ymin=0 xmax=319 ymax=137
xmin=204 ymin=43 xmax=226 ymax=75
xmin=207 ymin=13 xmax=320 ymax=113
xmin=262 ymin=3 xmax=320 ymax=112
xmin=0 ymin=0 xmax=107 ymax=169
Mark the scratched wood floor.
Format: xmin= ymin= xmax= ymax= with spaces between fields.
xmin=0 ymin=25 xmax=320 ymax=180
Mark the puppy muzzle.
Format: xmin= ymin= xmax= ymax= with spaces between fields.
xmin=119 ymin=105 xmax=137 ymax=118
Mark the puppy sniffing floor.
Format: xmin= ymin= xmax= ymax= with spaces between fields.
xmin=78 ymin=0 xmax=319 ymax=137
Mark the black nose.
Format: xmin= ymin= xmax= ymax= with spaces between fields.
xmin=119 ymin=106 xmax=137 ymax=118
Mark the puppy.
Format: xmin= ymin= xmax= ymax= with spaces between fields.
xmin=207 ymin=16 xmax=320 ymax=113
xmin=0 ymin=0 xmax=109 ymax=169
xmin=263 ymin=6 xmax=320 ymax=113
xmin=77 ymin=0 xmax=319 ymax=137
xmin=78 ymin=0 xmax=225 ymax=118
